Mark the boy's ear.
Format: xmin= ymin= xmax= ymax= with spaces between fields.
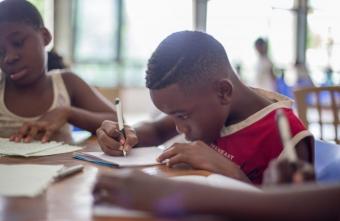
xmin=215 ymin=79 xmax=233 ymax=105
xmin=40 ymin=27 xmax=52 ymax=46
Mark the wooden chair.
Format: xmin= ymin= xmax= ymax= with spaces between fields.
xmin=294 ymin=86 xmax=340 ymax=144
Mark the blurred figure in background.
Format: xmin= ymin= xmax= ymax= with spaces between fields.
xmin=254 ymin=37 xmax=276 ymax=91
xmin=284 ymin=60 xmax=314 ymax=89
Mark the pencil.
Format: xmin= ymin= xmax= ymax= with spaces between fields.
xmin=276 ymin=109 xmax=297 ymax=162
xmin=115 ymin=97 xmax=127 ymax=157
xmin=55 ymin=165 xmax=84 ymax=181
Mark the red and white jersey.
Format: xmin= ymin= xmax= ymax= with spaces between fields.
xmin=212 ymin=88 xmax=312 ymax=184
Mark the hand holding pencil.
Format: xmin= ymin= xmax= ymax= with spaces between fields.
xmin=96 ymin=98 xmax=138 ymax=156
xmin=263 ymin=109 xmax=315 ymax=185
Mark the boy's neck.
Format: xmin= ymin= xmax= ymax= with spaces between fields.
xmin=225 ymin=84 xmax=272 ymax=126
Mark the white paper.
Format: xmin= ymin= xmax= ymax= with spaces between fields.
xmin=93 ymin=204 xmax=149 ymax=218
xmin=71 ymin=131 xmax=92 ymax=144
xmin=0 ymin=138 xmax=63 ymax=156
xmin=75 ymin=147 xmax=163 ymax=167
xmin=26 ymin=144 xmax=82 ymax=157
xmin=171 ymin=174 xmax=261 ymax=192
xmin=0 ymin=138 xmax=82 ymax=157
xmin=0 ymin=164 xmax=64 ymax=197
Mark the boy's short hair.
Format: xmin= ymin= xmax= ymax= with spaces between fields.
xmin=145 ymin=31 xmax=231 ymax=90
xmin=0 ymin=0 xmax=44 ymax=28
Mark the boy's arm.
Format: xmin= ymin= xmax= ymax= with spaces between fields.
xmin=133 ymin=115 xmax=178 ymax=147
xmin=188 ymin=183 xmax=340 ymax=221
xmin=93 ymin=170 xmax=340 ymax=221
xmin=62 ymin=72 xmax=116 ymax=133
xmin=157 ymin=141 xmax=251 ymax=183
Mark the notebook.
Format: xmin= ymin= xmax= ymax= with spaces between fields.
xmin=0 ymin=138 xmax=83 ymax=157
xmin=74 ymin=147 xmax=164 ymax=167
xmin=0 ymin=164 xmax=64 ymax=197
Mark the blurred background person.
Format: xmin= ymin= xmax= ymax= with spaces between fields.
xmin=254 ymin=37 xmax=277 ymax=92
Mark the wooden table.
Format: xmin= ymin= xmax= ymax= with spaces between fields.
xmin=0 ymin=138 xmax=210 ymax=221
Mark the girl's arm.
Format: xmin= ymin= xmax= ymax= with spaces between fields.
xmin=62 ymin=72 xmax=116 ymax=133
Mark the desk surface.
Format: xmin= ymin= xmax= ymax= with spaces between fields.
xmin=2 ymin=138 xmax=339 ymax=221
xmin=0 ymin=138 xmax=209 ymax=221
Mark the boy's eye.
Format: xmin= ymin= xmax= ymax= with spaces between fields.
xmin=177 ymin=114 xmax=190 ymax=120
xmin=12 ymin=38 xmax=25 ymax=48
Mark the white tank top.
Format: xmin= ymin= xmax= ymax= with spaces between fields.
xmin=0 ymin=70 xmax=72 ymax=140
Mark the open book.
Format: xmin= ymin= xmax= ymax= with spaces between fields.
xmin=73 ymin=147 xmax=164 ymax=167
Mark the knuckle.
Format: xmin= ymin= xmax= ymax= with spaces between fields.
xmin=178 ymin=153 xmax=187 ymax=161
xmin=101 ymin=146 xmax=112 ymax=155
xmin=102 ymin=120 xmax=112 ymax=126
xmin=96 ymin=128 xmax=103 ymax=137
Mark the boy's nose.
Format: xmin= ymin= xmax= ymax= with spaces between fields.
xmin=175 ymin=124 xmax=189 ymax=135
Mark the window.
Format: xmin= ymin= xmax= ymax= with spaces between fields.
xmin=307 ymin=0 xmax=340 ymax=85
xmin=73 ymin=0 xmax=193 ymax=87
xmin=207 ymin=0 xmax=295 ymax=85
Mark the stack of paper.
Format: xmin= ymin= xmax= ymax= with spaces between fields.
xmin=74 ymin=147 xmax=163 ymax=167
xmin=0 ymin=164 xmax=64 ymax=197
xmin=0 ymin=138 xmax=82 ymax=157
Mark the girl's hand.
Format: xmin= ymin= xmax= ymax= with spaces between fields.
xmin=10 ymin=106 xmax=70 ymax=143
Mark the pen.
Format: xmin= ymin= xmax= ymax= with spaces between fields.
xmin=276 ymin=109 xmax=297 ymax=162
xmin=55 ymin=165 xmax=84 ymax=181
xmin=115 ymin=97 xmax=127 ymax=157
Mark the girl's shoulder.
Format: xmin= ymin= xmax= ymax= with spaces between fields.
xmin=50 ymin=69 xmax=92 ymax=99
xmin=48 ymin=69 xmax=84 ymax=86
xmin=47 ymin=69 xmax=80 ymax=98
xmin=48 ymin=69 xmax=77 ymax=80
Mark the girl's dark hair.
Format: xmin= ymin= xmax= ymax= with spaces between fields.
xmin=0 ymin=0 xmax=44 ymax=28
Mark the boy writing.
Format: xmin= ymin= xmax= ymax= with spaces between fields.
xmin=96 ymin=31 xmax=314 ymax=184
xmin=0 ymin=0 xmax=116 ymax=142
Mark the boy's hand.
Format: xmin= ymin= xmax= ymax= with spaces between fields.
xmin=96 ymin=120 xmax=138 ymax=156
xmin=93 ymin=170 xmax=183 ymax=213
xmin=263 ymin=158 xmax=315 ymax=185
xmin=157 ymin=141 xmax=248 ymax=181
xmin=9 ymin=106 xmax=70 ymax=143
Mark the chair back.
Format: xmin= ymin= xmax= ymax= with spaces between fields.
xmin=294 ymin=86 xmax=340 ymax=144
